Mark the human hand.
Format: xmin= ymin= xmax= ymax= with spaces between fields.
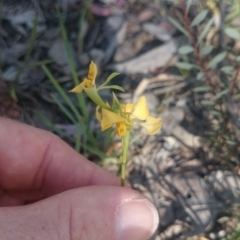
xmin=0 ymin=118 xmax=159 ymax=240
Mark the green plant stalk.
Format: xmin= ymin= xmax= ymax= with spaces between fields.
xmin=121 ymin=131 xmax=130 ymax=187
xmin=57 ymin=8 xmax=88 ymax=121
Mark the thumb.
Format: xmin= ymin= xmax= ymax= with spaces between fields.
xmin=0 ymin=186 xmax=159 ymax=240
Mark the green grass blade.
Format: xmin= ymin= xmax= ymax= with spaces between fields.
xmin=57 ymin=8 xmax=88 ymax=120
xmin=51 ymin=94 xmax=77 ymax=124
xmin=78 ymin=0 xmax=93 ymax=51
xmin=26 ymin=14 xmax=38 ymax=60
xmin=75 ymin=122 xmax=82 ymax=152
xmin=41 ymin=64 xmax=81 ymax=120
xmin=35 ymin=111 xmax=74 ymax=141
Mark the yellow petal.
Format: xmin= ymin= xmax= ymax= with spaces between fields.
xmin=121 ymin=103 xmax=134 ymax=114
xmin=132 ymin=96 xmax=149 ymax=120
xmin=95 ymin=105 xmax=101 ymax=122
xmin=116 ymin=122 xmax=127 ymax=137
xmin=140 ymin=116 xmax=162 ymax=135
xmin=69 ymin=82 xmax=85 ymax=93
xmin=84 ymin=79 xmax=94 ymax=88
xmin=88 ymin=60 xmax=97 ymax=82
xmin=101 ymin=108 xmax=127 ymax=131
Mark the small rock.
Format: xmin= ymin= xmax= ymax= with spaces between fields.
xmin=48 ymin=38 xmax=76 ymax=68
xmin=115 ymin=21 xmax=128 ymax=45
xmin=90 ymin=48 xmax=105 ymax=67
xmin=8 ymin=10 xmax=45 ymax=35
xmin=78 ymin=53 xmax=90 ymax=66
xmin=172 ymin=125 xmax=203 ymax=148
xmin=217 ymin=216 xmax=230 ymax=224
xmin=0 ymin=44 xmax=28 ymax=64
xmin=160 ymin=107 xmax=185 ymax=134
xmin=127 ymin=22 xmax=141 ymax=34
xmin=2 ymin=66 xmax=17 ymax=81
xmin=209 ymin=232 xmax=217 ymax=240
xmin=158 ymin=200 xmax=174 ymax=227
xmin=108 ymin=40 xmax=178 ymax=74
xmin=164 ymin=174 xmax=220 ymax=236
xmin=163 ymin=136 xmax=180 ymax=150
xmin=144 ymin=93 xmax=159 ymax=112
xmin=114 ymin=42 xmax=135 ymax=62
xmin=139 ymin=9 xmax=155 ymax=22
xmin=107 ymin=15 xmax=125 ymax=31
xmin=206 ymin=170 xmax=240 ymax=202
xmin=143 ymin=23 xmax=172 ymax=41
xmin=217 ymin=230 xmax=226 ymax=238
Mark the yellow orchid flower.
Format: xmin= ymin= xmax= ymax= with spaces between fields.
xmin=69 ymin=60 xmax=97 ymax=93
xmin=96 ymin=106 xmax=130 ymax=137
xmin=121 ymin=96 xmax=149 ymax=120
xmin=121 ymin=96 xmax=161 ymax=135
xmin=96 ymin=96 xmax=162 ymax=137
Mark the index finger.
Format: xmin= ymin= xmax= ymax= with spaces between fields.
xmin=0 ymin=118 xmax=119 ymax=196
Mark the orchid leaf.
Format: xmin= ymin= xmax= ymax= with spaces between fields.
xmin=98 ymin=72 xmax=120 ymax=90
xmin=99 ymin=85 xmax=125 ymax=92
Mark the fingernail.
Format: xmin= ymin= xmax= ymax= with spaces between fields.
xmin=116 ymin=198 xmax=159 ymax=240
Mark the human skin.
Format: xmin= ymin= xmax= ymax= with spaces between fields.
xmin=0 ymin=118 xmax=159 ymax=240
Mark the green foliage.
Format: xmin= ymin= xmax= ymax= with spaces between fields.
xmin=40 ymin=10 xmax=107 ymax=159
xmin=167 ymin=16 xmax=189 ymax=37
xmin=198 ymin=18 xmax=214 ymax=43
xmin=225 ymin=28 xmax=240 ymax=40
xmin=191 ymin=10 xmax=208 ymax=27
xmin=171 ymin=0 xmax=240 ymax=165
xmin=231 ymin=223 xmax=240 ymax=240
xmin=207 ymin=51 xmax=227 ymax=69
xmin=200 ymin=45 xmax=213 ymax=56
xmin=178 ymin=45 xmax=194 ymax=55
xmin=175 ymin=62 xmax=199 ymax=70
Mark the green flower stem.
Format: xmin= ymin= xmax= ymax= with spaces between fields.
xmin=121 ymin=130 xmax=130 ymax=187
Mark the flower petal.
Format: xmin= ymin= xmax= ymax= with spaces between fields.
xmin=95 ymin=105 xmax=101 ymax=122
xmin=116 ymin=122 xmax=127 ymax=137
xmin=69 ymin=82 xmax=85 ymax=93
xmin=88 ymin=60 xmax=97 ymax=82
xmin=140 ymin=116 xmax=162 ymax=135
xmin=132 ymin=96 xmax=149 ymax=120
xmin=121 ymin=103 xmax=134 ymax=114
xmin=101 ymin=109 xmax=127 ymax=131
xmin=84 ymin=79 xmax=94 ymax=88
